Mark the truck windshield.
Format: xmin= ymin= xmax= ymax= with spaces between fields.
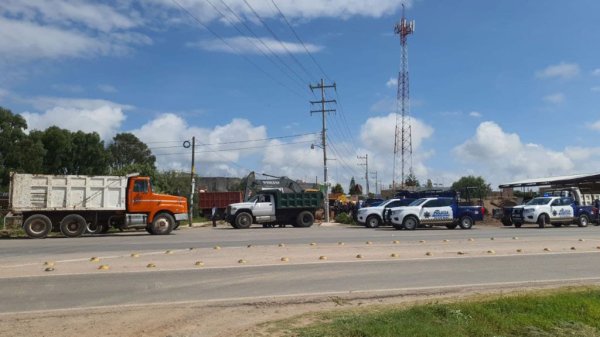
xmin=409 ymin=198 xmax=428 ymax=206
xmin=248 ymin=195 xmax=258 ymax=202
xmin=525 ymin=198 xmax=552 ymax=205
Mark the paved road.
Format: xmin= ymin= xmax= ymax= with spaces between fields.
xmin=2 ymin=225 xmax=600 ymax=314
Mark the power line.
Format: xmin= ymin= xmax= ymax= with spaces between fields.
xmin=269 ymin=0 xmax=330 ymax=81
xmin=242 ymin=0 xmax=315 ymax=83
xmin=170 ymin=0 xmax=306 ymax=99
xmin=148 ymin=131 xmax=319 ymax=150
xmin=153 ymin=139 xmax=314 ymax=156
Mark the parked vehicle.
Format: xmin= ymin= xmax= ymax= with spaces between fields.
xmin=510 ymin=196 xmax=594 ymax=228
xmin=198 ymin=191 xmax=242 ymax=219
xmin=225 ymin=190 xmax=322 ymax=229
xmin=357 ymin=198 xmax=414 ymax=228
xmin=387 ymin=197 xmax=484 ymax=230
xmin=5 ymin=173 xmax=188 ymax=238
xmin=362 ymin=198 xmax=384 ymax=208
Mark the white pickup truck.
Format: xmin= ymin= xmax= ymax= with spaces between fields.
xmin=510 ymin=196 xmax=593 ymax=228
xmin=356 ymin=198 xmax=414 ymax=228
xmin=388 ymin=197 xmax=484 ymax=230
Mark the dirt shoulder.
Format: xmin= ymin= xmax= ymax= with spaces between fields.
xmin=2 ymin=280 xmax=600 ymax=337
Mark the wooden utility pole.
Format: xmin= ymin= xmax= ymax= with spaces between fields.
xmin=310 ymin=79 xmax=336 ymax=223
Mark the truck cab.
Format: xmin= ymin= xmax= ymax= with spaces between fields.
xmin=510 ymin=196 xmax=593 ymax=228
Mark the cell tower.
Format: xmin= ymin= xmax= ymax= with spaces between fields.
xmin=392 ymin=4 xmax=415 ymax=189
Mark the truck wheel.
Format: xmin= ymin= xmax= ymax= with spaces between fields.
xmin=235 ymin=212 xmax=253 ymax=229
xmin=578 ymin=214 xmax=590 ymax=227
xmin=392 ymin=223 xmax=403 ymax=230
xmin=295 ymin=211 xmax=314 ymax=228
xmin=150 ymin=213 xmax=175 ymax=235
xmin=100 ymin=223 xmax=110 ymax=234
xmin=501 ymin=218 xmax=512 ymax=226
xmin=459 ymin=216 xmax=473 ymax=229
xmin=86 ymin=221 xmax=104 ymax=235
xmin=23 ymin=214 xmax=52 ymax=239
xmin=552 ymin=223 xmax=562 ymax=228
xmin=365 ymin=215 xmax=381 ymax=228
xmin=537 ymin=214 xmax=548 ymax=228
xmin=60 ymin=214 xmax=87 ymax=237
xmin=446 ymin=224 xmax=457 ymax=229
xmin=514 ymin=222 xmax=522 ymax=228
xmin=402 ymin=216 xmax=418 ymax=230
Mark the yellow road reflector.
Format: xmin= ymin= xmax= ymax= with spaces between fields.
xmin=238 ymin=259 xmax=247 ymax=264
xmin=247 ymin=244 xmax=253 ymax=248
xmin=490 ymin=237 xmax=495 ymax=241
xmin=44 ymin=267 xmax=55 ymax=272
xmin=443 ymin=239 xmax=449 ymax=243
xmin=392 ymin=240 xmax=400 ymax=244
xmin=280 ymin=257 xmax=289 ymax=262
xmin=419 ymin=240 xmax=426 ymax=243
xmin=278 ymin=243 xmax=285 ymax=247
xmin=147 ymin=263 xmax=156 ymax=268
xmin=310 ymin=242 xmax=317 ymax=246
xmin=579 ymin=239 xmax=585 ymax=242
xmin=338 ymin=242 xmax=344 ymax=246
xmin=189 ymin=247 xmax=195 ymax=251
xmin=457 ymin=251 xmax=466 ymax=255
xmin=513 ymin=237 xmax=519 ymax=240
xmin=544 ymin=248 xmax=551 ymax=252
xmin=468 ymin=238 xmax=474 ymax=242
xmin=571 ymin=247 xmax=576 ymax=250
xmin=487 ymin=250 xmax=495 ymax=254
xmin=131 ymin=253 xmax=140 ymax=258
xmin=97 ymin=265 xmax=110 ymax=270
xmin=319 ymin=256 xmax=327 ymax=260
xmin=44 ymin=261 xmax=55 ymax=267
xmin=90 ymin=257 xmax=100 ymax=262
xmin=165 ymin=250 xmax=173 ymax=254
xmin=365 ymin=241 xmax=372 ymax=245
xmin=425 ymin=252 xmax=432 ymax=256
xmin=213 ymin=246 xmax=221 ymax=250
xmin=194 ymin=261 xmax=204 ymax=267
xmin=517 ymin=249 xmax=523 ymax=253
xmin=390 ymin=253 xmax=399 ymax=258
xmin=356 ymin=254 xmax=363 ymax=259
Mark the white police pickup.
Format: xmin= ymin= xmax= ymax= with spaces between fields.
xmin=356 ymin=198 xmax=414 ymax=228
xmin=510 ymin=196 xmax=593 ymax=228
xmin=388 ymin=197 xmax=484 ymax=230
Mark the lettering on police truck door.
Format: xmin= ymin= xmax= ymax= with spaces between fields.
xmin=420 ymin=199 xmax=453 ymax=223
xmin=551 ymin=198 xmax=574 ymax=221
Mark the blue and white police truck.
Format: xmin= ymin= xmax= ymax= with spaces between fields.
xmin=510 ymin=196 xmax=594 ymax=228
xmin=387 ymin=197 xmax=485 ymax=230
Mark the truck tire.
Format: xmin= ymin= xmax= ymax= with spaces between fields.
xmin=86 ymin=221 xmax=104 ymax=235
xmin=294 ymin=211 xmax=314 ymax=228
xmin=537 ymin=214 xmax=548 ymax=229
xmin=578 ymin=214 xmax=590 ymax=227
xmin=60 ymin=214 xmax=87 ymax=237
xmin=150 ymin=213 xmax=175 ymax=235
xmin=402 ymin=216 xmax=418 ymax=230
xmin=100 ymin=223 xmax=110 ymax=234
xmin=501 ymin=218 xmax=512 ymax=226
xmin=23 ymin=214 xmax=52 ymax=239
xmin=235 ymin=212 xmax=253 ymax=229
xmin=459 ymin=216 xmax=473 ymax=229
xmin=514 ymin=222 xmax=522 ymax=228
xmin=365 ymin=215 xmax=381 ymax=228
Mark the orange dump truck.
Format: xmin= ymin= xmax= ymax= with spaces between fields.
xmin=4 ymin=173 xmax=188 ymax=238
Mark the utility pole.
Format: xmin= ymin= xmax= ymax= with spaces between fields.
xmin=310 ymin=79 xmax=336 ymax=223
xmin=371 ymin=171 xmax=378 ymax=196
xmin=357 ymin=154 xmax=369 ymax=195
xmin=183 ymin=137 xmax=196 ymax=227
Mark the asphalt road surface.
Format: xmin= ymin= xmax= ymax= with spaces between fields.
xmin=2 ymin=224 xmax=600 ymax=314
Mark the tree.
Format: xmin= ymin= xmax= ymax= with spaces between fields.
xmin=108 ymin=133 xmax=156 ymax=173
xmin=451 ymin=175 xmax=491 ymax=199
xmin=348 ymin=177 xmax=356 ymax=195
xmin=70 ymin=131 xmax=108 ymax=175
xmin=36 ymin=127 xmax=73 ymax=174
xmin=404 ymin=173 xmax=420 ymax=188
xmin=331 ymin=183 xmax=344 ymax=194
xmin=426 ymin=179 xmax=433 ymax=189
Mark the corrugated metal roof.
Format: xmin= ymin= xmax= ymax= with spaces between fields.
xmin=499 ymin=172 xmax=600 ymax=188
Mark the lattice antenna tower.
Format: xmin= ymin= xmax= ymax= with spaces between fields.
xmin=392 ymin=4 xmax=415 ymax=189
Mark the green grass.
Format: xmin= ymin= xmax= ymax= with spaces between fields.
xmin=292 ymin=288 xmax=600 ymax=337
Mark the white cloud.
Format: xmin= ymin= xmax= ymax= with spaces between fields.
xmin=131 ymin=114 xmax=269 ymax=176
xmin=386 ymin=77 xmax=398 ymax=88
xmin=542 ymin=93 xmax=565 ymax=104
xmin=469 ymin=111 xmax=482 ymax=118
xmin=188 ymin=36 xmax=322 ymax=55
xmin=454 ymin=121 xmax=575 ymax=184
xmin=592 ymin=69 xmax=600 ymax=76
xmin=536 ymin=62 xmax=580 ymax=79
xmin=591 ymin=87 xmax=600 ymax=92
xmin=21 ymin=97 xmax=128 ymax=140
xmin=98 ymin=84 xmax=117 ymax=93
xmin=588 ymin=120 xmax=600 ymax=131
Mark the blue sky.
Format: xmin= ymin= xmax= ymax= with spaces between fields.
xmin=1 ymin=0 xmax=599 ymax=191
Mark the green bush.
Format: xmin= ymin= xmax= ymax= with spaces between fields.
xmin=335 ymin=212 xmax=354 ymax=224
